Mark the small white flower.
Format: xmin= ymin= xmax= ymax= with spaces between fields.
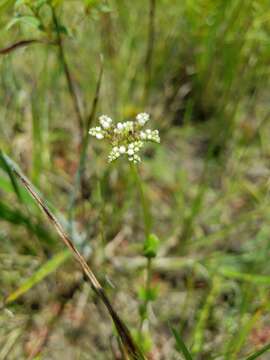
xmin=96 ymin=133 xmax=104 ymax=139
xmin=140 ymin=131 xmax=147 ymax=140
xmin=117 ymin=122 xmax=123 ymax=130
xmin=127 ymin=149 xmax=134 ymax=156
xmin=134 ymin=154 xmax=141 ymax=163
xmin=119 ymin=146 xmax=126 ymax=154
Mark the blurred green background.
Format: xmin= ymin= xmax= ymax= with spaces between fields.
xmin=0 ymin=0 xmax=270 ymax=359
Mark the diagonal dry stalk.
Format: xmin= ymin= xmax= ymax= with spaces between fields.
xmin=11 ymin=167 xmax=145 ymax=360
xmin=0 ymin=39 xmax=56 ymax=55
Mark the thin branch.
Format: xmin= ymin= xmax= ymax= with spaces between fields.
xmin=0 ymin=39 xmax=56 ymax=55
xmin=51 ymin=7 xmax=84 ymax=140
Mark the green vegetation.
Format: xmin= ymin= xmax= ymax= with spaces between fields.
xmin=1 ymin=0 xmax=270 ymax=358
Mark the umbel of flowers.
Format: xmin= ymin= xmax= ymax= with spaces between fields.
xmin=89 ymin=113 xmax=160 ymax=163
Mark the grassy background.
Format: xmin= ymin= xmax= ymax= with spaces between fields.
xmin=1 ymin=0 xmax=270 ymax=359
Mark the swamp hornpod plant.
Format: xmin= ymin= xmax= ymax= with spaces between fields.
xmin=90 ymin=113 xmax=161 ymax=352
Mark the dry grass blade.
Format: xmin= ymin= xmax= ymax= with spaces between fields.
xmin=0 ymin=39 xmax=56 ymax=55
xmin=11 ymin=167 xmax=145 ymax=360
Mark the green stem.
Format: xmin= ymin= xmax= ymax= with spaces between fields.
xmin=130 ymin=163 xmax=153 ymax=336
xmin=51 ymin=6 xmax=84 ymax=141
xmin=142 ymin=257 xmax=152 ymax=329
xmin=144 ymin=0 xmax=156 ymax=104
xmin=130 ymin=163 xmax=152 ymax=238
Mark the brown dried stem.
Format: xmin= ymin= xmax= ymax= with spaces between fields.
xmin=11 ymin=167 xmax=145 ymax=360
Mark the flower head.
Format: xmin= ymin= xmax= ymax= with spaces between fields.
xmin=89 ymin=113 xmax=160 ymax=163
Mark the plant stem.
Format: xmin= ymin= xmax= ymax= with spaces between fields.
xmin=143 ymin=0 xmax=156 ymax=104
xmin=130 ymin=163 xmax=153 ymax=335
xmin=130 ymin=163 xmax=151 ymax=237
xmin=51 ymin=6 xmax=84 ymax=141
xmin=67 ymin=62 xmax=103 ymax=229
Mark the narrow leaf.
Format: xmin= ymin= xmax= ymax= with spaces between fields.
xmin=171 ymin=327 xmax=193 ymax=360
xmin=219 ymin=268 xmax=270 ymax=285
xmin=245 ymin=343 xmax=270 ymax=360
xmin=0 ymin=150 xmax=22 ymax=203
xmin=0 ymin=200 xmax=55 ymax=245
xmin=6 ymin=15 xmax=41 ymax=30
xmin=5 ymin=250 xmax=70 ymax=304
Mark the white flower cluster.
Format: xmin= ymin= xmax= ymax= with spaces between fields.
xmin=89 ymin=113 xmax=160 ymax=163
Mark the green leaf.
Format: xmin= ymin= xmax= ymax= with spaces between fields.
xmin=6 ymin=15 xmax=41 ymax=30
xmin=5 ymin=250 xmax=70 ymax=304
xmin=0 ymin=152 xmax=45 ymax=207
xmin=245 ymin=342 xmax=270 ymax=360
xmin=143 ymin=233 xmax=160 ymax=258
xmin=52 ymin=21 xmax=72 ymax=36
xmin=0 ymin=150 xmax=23 ymax=203
xmin=219 ymin=268 xmax=270 ymax=285
xmin=171 ymin=327 xmax=193 ymax=360
xmin=0 ymin=200 xmax=55 ymax=246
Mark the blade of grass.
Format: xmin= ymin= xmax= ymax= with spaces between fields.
xmin=171 ymin=327 xmax=193 ymax=360
xmin=192 ymin=275 xmax=220 ymax=355
xmin=0 ymin=200 xmax=55 ymax=246
xmin=219 ymin=268 xmax=270 ymax=285
xmin=245 ymin=343 xmax=270 ymax=360
xmin=227 ymin=308 xmax=261 ymax=360
xmin=0 ymin=152 xmax=44 ymax=207
xmin=0 ymin=150 xmax=23 ymax=203
xmin=4 ymin=249 xmax=70 ymax=305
